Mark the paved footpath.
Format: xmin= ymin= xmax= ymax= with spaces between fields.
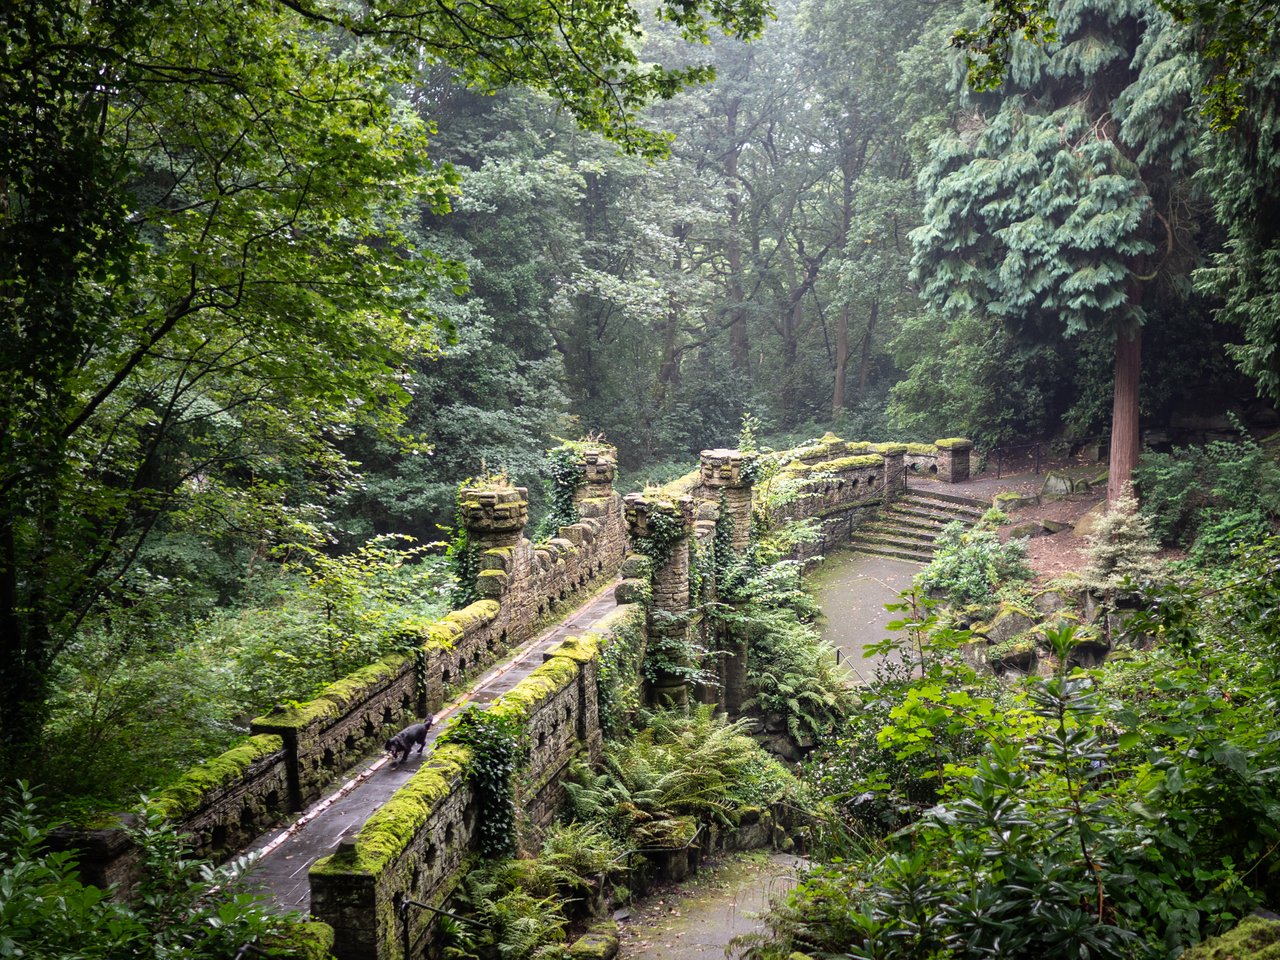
xmin=245 ymin=584 xmax=621 ymax=914
xmin=618 ymin=853 xmax=804 ymax=960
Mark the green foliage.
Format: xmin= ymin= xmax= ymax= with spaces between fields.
xmin=0 ymin=785 xmax=302 ymax=959
xmin=978 ymin=506 xmax=1010 ymax=527
xmin=1134 ymin=437 xmax=1280 ymax=561
xmin=916 ymin=522 xmax=1032 ymax=610
xmin=447 ymin=864 xmax=569 ymax=960
xmin=957 ymin=0 xmax=1279 ymax=130
xmin=753 ymin=542 xmax=1280 ymax=960
xmin=1084 ymin=487 xmax=1165 ymax=592
xmin=633 ymin=505 xmax=687 ymax=572
xmin=564 ymin=707 xmax=810 ymax=847
xmin=538 ymin=445 xmax=585 ymax=541
xmin=595 ymin=612 xmax=647 ymax=740
xmin=439 ymin=707 xmax=524 ymax=860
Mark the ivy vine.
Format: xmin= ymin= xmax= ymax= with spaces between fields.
xmin=635 ymin=505 xmax=685 ymax=571
xmin=438 ymin=705 xmax=523 ymax=859
xmin=446 ymin=486 xmax=481 ymax=609
xmin=538 ymin=445 xmax=583 ymax=539
xmin=596 ymin=613 xmax=646 ymax=738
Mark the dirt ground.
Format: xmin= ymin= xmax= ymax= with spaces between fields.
xmin=1001 ymin=492 xmax=1103 ymax=584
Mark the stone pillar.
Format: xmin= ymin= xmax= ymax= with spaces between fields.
xmin=699 ymin=448 xmax=755 ymax=551
xmin=458 ymin=485 xmax=529 ymax=600
xmin=877 ymin=443 xmax=907 ymax=498
xmin=935 ymin=438 xmax=974 ymax=483
xmin=572 ymin=445 xmax=618 ymax=518
xmin=624 ymin=494 xmax=694 ymax=709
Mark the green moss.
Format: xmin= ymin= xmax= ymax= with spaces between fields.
xmin=311 ymin=743 xmax=473 ymax=878
xmin=904 ymin=443 xmax=938 ymax=456
xmin=253 ymin=653 xmax=409 ymax=730
xmin=262 ymin=921 xmax=336 ymax=960
xmin=154 ymin=734 xmax=284 ymax=819
xmin=655 ymin=468 xmax=701 ymax=499
xmin=934 ymin=437 xmax=974 ymax=450
xmin=820 ymin=454 xmax=884 ymax=471
xmin=490 ymin=655 xmax=581 ymax=724
xmin=870 ymin=442 xmax=909 ymax=455
xmin=569 ymin=926 xmax=620 ymax=960
xmin=546 ymin=630 xmax=605 ymax=664
xmin=1180 ymin=917 xmax=1280 ymax=960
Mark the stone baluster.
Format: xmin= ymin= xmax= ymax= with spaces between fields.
xmin=572 ymin=445 xmax=618 ymax=519
xmin=877 ymin=443 xmax=907 ymax=498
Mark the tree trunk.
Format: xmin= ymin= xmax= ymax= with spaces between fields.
xmin=856 ymin=299 xmax=879 ymax=395
xmin=1107 ymin=323 xmax=1142 ymax=502
xmin=832 ymin=304 xmax=849 ymax=418
xmin=724 ymin=100 xmax=749 ymax=373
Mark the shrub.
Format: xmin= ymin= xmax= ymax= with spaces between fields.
xmin=1134 ymin=435 xmax=1280 ymax=556
xmin=1083 ymin=486 xmax=1164 ymax=592
xmin=748 ymin=542 xmax=1280 ymax=960
xmin=915 ymin=522 xmax=1032 ymax=610
xmin=0 ymin=786 xmax=299 ymax=959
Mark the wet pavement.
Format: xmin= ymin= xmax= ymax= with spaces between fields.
xmin=618 ymin=853 xmax=804 ymax=960
xmin=808 ymin=551 xmax=921 ymax=684
xmin=244 ymin=584 xmax=622 ymax=914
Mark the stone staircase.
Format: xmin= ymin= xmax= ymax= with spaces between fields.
xmin=848 ymin=486 xmax=987 ymax=563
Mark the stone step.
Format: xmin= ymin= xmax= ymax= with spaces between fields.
xmin=854 ymin=530 xmax=937 ymax=552
xmin=859 ymin=520 xmax=939 ymax=540
xmin=898 ymin=498 xmax=985 ymax=521
xmin=903 ymin=487 xmax=988 ymax=510
xmin=847 ymin=542 xmax=933 ymax=563
xmin=884 ymin=503 xmax=981 ymax=528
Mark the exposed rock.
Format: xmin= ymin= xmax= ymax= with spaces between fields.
xmin=570 ymin=922 xmax=621 ymax=960
xmin=974 ymin=604 xmax=1037 ymax=644
xmin=1008 ymin=521 xmax=1046 ymax=539
xmin=1074 ymin=501 xmax=1108 ymax=538
xmin=1042 ymin=467 xmax=1108 ymax=499
xmin=993 ymin=491 xmax=1039 ymax=510
xmin=1031 ymin=589 xmax=1068 ymax=616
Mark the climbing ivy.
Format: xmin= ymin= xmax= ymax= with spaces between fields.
xmin=446 ymin=487 xmax=481 ymax=609
xmin=438 ymin=706 xmax=523 ymax=859
xmin=538 ymin=445 xmax=583 ymax=540
xmin=635 ymin=506 xmax=685 ymax=572
xmin=596 ymin=612 xmax=646 ymax=738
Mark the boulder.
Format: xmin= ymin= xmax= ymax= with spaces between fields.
xmin=1008 ymin=521 xmax=1046 ymax=539
xmin=993 ymin=490 xmax=1039 ymax=510
xmin=974 ymin=604 xmax=1037 ymax=644
xmin=1074 ymin=501 xmax=1108 ymax=539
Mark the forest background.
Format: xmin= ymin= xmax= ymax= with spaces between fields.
xmin=3 ymin=0 xmax=1280 ymax=808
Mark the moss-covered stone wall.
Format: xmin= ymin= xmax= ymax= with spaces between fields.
xmin=309 ymin=603 xmax=642 ymax=960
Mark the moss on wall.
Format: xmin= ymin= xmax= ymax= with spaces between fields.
xmin=263 ymin=921 xmax=336 ymax=960
xmin=820 ymin=454 xmax=884 ymax=472
xmin=253 ymin=653 xmax=410 ymax=730
xmin=934 ymin=437 xmax=974 ymax=450
xmin=153 ymin=734 xmax=284 ymax=819
xmin=311 ymin=743 xmax=473 ymax=877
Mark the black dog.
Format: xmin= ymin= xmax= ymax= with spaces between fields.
xmin=385 ymin=718 xmax=433 ymax=766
